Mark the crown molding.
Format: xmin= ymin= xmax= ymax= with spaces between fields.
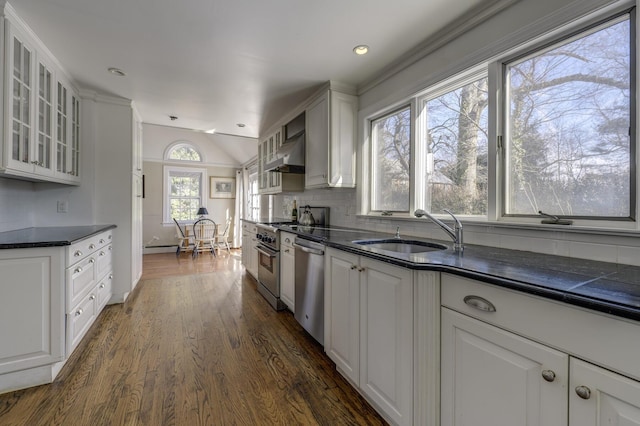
xmin=78 ymin=89 xmax=132 ymax=107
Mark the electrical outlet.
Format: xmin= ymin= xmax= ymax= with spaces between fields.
xmin=57 ymin=200 xmax=68 ymax=213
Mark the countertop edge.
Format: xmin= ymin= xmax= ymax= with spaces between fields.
xmin=0 ymin=224 xmax=117 ymax=249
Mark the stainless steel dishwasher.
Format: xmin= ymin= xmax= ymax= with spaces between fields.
xmin=293 ymin=237 xmax=325 ymax=346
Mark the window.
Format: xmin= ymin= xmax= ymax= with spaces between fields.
xmin=365 ymin=7 xmax=635 ymax=227
xmin=247 ymin=166 xmax=260 ymax=220
xmin=164 ymin=166 xmax=206 ymax=223
xmin=371 ymin=107 xmax=411 ymax=212
xmin=419 ymin=75 xmax=488 ymax=216
xmin=167 ymin=143 xmax=202 ymax=162
xmin=504 ymin=13 xmax=633 ymax=219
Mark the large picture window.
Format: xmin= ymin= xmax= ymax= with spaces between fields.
xmin=504 ymin=14 xmax=633 ymax=219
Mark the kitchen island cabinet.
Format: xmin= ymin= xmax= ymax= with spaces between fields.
xmin=241 ymin=221 xmax=258 ymax=279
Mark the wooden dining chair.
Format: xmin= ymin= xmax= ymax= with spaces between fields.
xmin=192 ymin=218 xmax=217 ymax=258
xmin=173 ymin=218 xmax=191 ymax=257
xmin=215 ymin=217 xmax=232 ymax=255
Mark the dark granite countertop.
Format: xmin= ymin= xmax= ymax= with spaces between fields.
xmin=275 ymin=224 xmax=640 ymax=322
xmin=242 ymin=217 xmax=293 ymax=225
xmin=0 ymin=225 xmax=117 ymax=249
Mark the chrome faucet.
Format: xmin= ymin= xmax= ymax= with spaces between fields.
xmin=414 ymin=209 xmax=464 ymax=252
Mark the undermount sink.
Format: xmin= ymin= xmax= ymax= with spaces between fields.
xmin=352 ymin=239 xmax=448 ymax=253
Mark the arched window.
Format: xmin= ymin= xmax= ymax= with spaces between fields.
xmin=166 ymin=142 xmax=202 ymax=162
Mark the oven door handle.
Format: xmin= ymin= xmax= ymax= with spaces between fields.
xmin=255 ymin=246 xmax=278 ymax=258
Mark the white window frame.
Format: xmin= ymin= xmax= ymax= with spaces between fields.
xmin=361 ymin=2 xmax=637 ymax=231
xmin=163 ymin=165 xmax=207 ymax=224
xmin=164 ymin=141 xmax=204 ymax=163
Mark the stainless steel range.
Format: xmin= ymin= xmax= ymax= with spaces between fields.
xmin=255 ymin=223 xmax=286 ymax=310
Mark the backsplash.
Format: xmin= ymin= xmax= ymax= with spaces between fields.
xmin=275 ymin=187 xmax=640 ymax=267
xmin=0 ymin=179 xmax=36 ymax=233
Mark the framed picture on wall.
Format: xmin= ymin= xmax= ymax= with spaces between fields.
xmin=210 ymin=177 xmax=235 ymax=198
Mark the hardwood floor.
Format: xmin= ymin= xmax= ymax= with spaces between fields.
xmin=0 ymin=251 xmax=387 ymax=426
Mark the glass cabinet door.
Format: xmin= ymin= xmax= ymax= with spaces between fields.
xmin=56 ymin=81 xmax=68 ymax=175
xmin=11 ymin=35 xmax=33 ymax=171
xmin=36 ymin=61 xmax=53 ymax=173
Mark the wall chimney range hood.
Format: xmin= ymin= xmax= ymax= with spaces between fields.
xmin=264 ymin=133 xmax=305 ymax=173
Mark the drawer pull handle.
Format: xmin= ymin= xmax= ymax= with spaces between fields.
xmin=74 ymin=250 xmax=82 ymax=257
xmin=575 ymin=386 xmax=591 ymax=400
xmin=541 ymin=370 xmax=556 ymax=382
xmin=463 ymin=295 xmax=496 ymax=312
xmin=89 ymin=244 xmax=95 ymax=249
xmin=75 ymin=308 xmax=83 ymax=316
xmin=89 ymin=294 xmax=96 ymax=300
xmin=74 ymin=267 xmax=83 ymax=273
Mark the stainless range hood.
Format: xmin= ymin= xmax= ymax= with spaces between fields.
xmin=264 ymin=133 xmax=305 ymax=174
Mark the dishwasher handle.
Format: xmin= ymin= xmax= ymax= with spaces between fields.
xmin=293 ymin=242 xmax=325 ymax=256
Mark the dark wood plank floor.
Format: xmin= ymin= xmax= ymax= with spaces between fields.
xmin=0 ymin=251 xmax=387 ymax=425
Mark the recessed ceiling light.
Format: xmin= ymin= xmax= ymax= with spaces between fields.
xmin=205 ymin=128 xmax=216 ymax=134
xmin=237 ymin=123 xmax=246 ymax=128
xmin=107 ymin=67 xmax=126 ymax=76
xmin=353 ymin=45 xmax=369 ymax=55
xmin=169 ymin=115 xmax=178 ymax=121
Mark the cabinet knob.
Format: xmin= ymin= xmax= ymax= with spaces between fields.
xmin=89 ymin=244 xmax=95 ymax=249
xmin=575 ymin=386 xmax=591 ymax=400
xmin=99 ymin=251 xmax=105 ymax=256
xmin=99 ymin=284 xmax=105 ymax=289
xmin=109 ymin=274 xmax=113 ymax=279
xmin=75 ymin=308 xmax=84 ymax=316
xmin=358 ymin=267 xmax=365 ymax=272
xmin=284 ymin=249 xmax=289 ymax=253
xmin=89 ymin=294 xmax=96 ymax=300
xmin=350 ymin=265 xmax=358 ymax=270
xmin=541 ymin=370 xmax=556 ymax=382
xmin=99 ymin=239 xmax=105 ymax=244
xmin=74 ymin=250 xmax=83 ymax=257
xmin=74 ymin=267 xmax=83 ymax=273
xmin=89 ymin=258 xmax=95 ymax=263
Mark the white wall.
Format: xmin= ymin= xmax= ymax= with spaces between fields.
xmin=0 ymin=179 xmax=36 ymax=232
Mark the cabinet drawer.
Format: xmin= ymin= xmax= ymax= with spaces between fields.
xmin=66 ymin=255 xmax=96 ymax=310
xmin=281 ymin=232 xmax=295 ymax=250
xmin=66 ymin=231 xmax=112 ymax=266
xmin=96 ymin=273 xmax=113 ymax=311
xmin=441 ymin=273 xmax=640 ymax=381
xmin=95 ymin=244 xmax=112 ymax=280
xmin=66 ymin=291 xmax=97 ymax=355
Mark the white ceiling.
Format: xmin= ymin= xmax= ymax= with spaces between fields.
xmin=12 ymin=0 xmax=487 ymax=139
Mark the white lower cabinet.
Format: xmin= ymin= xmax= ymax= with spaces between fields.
xmin=441 ymin=273 xmax=640 ymax=426
xmin=241 ymin=222 xmax=258 ymax=279
xmin=324 ymin=247 xmax=416 ymax=426
xmin=280 ymin=232 xmax=296 ymax=312
xmin=569 ymin=358 xmax=640 ymax=426
xmin=0 ymin=229 xmax=114 ymax=394
xmin=441 ymin=308 xmax=568 ymax=425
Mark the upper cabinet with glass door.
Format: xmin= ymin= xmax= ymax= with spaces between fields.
xmin=0 ymin=6 xmax=80 ymax=185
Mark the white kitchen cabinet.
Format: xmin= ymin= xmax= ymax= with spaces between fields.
xmin=441 ymin=273 xmax=640 ymax=426
xmin=0 ymin=247 xmax=65 ymax=377
xmin=441 ymin=307 xmax=568 ymax=426
xmin=241 ymin=221 xmax=258 ymax=279
xmin=0 ymin=228 xmax=113 ymax=394
xmin=324 ymin=247 xmax=414 ymax=426
xmin=305 ymin=88 xmax=357 ymax=189
xmin=1 ymin=8 xmax=80 ymax=185
xmin=325 ymin=248 xmax=360 ymax=385
xmin=280 ymin=231 xmax=296 ymax=311
xmin=569 ymin=358 xmax=640 ymax=426
xmin=258 ymin=127 xmax=303 ymax=194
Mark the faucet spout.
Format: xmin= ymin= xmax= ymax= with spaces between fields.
xmin=414 ymin=209 xmax=464 ymax=252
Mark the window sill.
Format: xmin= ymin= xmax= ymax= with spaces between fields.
xmin=357 ymin=213 xmax=640 ymax=238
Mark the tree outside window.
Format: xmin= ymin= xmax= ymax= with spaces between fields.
xmin=505 ymin=16 xmax=631 ymax=218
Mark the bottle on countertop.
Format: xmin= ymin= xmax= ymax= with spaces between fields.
xmin=291 ymin=200 xmax=298 ymax=223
